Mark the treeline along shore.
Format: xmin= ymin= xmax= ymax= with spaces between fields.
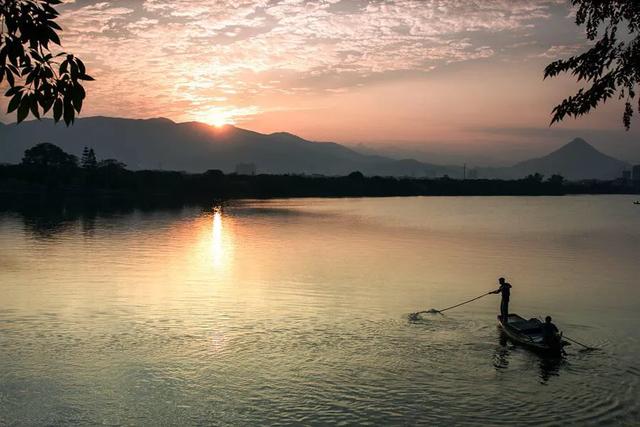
xmin=1 ymin=143 xmax=639 ymax=207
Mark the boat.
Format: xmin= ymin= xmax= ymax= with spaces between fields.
xmin=498 ymin=313 xmax=568 ymax=355
xmin=634 ymin=201 xmax=640 ymax=205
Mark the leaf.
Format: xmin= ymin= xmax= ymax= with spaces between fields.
xmin=70 ymin=61 xmax=78 ymax=80
xmin=72 ymin=84 xmax=85 ymax=112
xmin=30 ymin=49 xmax=43 ymax=62
xmin=63 ymin=100 xmax=74 ymax=126
xmin=7 ymin=93 xmax=22 ymax=113
xmin=72 ymin=84 xmax=85 ymax=102
xmin=6 ymin=63 xmax=19 ymax=75
xmin=76 ymin=58 xmax=86 ymax=75
xmin=4 ymin=86 xmax=22 ymax=97
xmin=623 ymin=102 xmax=633 ymax=130
xmin=79 ymin=74 xmax=95 ymax=81
xmin=53 ymin=98 xmax=63 ymax=122
xmin=47 ymin=27 xmax=61 ymax=46
xmin=29 ymin=96 xmax=41 ymax=119
xmin=40 ymin=96 xmax=55 ymax=114
xmin=73 ymin=95 xmax=83 ymax=113
xmin=6 ymin=69 xmax=15 ymax=87
xmin=17 ymin=96 xmax=31 ymax=123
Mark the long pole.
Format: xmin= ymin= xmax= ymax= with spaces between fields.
xmin=563 ymin=334 xmax=597 ymax=350
xmin=535 ymin=317 xmax=598 ymax=351
xmin=412 ymin=291 xmax=492 ymax=317
xmin=437 ymin=291 xmax=491 ymax=313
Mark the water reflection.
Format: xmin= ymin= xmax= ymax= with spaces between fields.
xmin=1 ymin=197 xmax=196 ymax=240
xmin=495 ymin=331 xmax=565 ymax=384
xmin=538 ymin=356 xmax=563 ymax=384
xmin=1 ymin=196 xmax=639 ymax=425
xmin=493 ymin=334 xmax=510 ymax=370
xmin=211 ymin=208 xmax=224 ymax=267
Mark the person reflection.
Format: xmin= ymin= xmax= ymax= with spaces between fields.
xmin=538 ymin=356 xmax=563 ymax=384
xmin=493 ymin=332 xmax=510 ymax=370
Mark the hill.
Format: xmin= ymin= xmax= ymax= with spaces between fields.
xmin=479 ymin=138 xmax=629 ymax=180
xmin=0 ymin=117 xmax=460 ymax=177
xmin=1 ymin=119 xmax=631 ymax=180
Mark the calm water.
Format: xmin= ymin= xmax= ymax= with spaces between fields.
xmin=1 ymin=196 xmax=639 ymax=425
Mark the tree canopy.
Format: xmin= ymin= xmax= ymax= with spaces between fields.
xmin=1 ymin=0 xmax=93 ymax=125
xmin=22 ymin=142 xmax=77 ymax=168
xmin=544 ymin=0 xmax=640 ymax=130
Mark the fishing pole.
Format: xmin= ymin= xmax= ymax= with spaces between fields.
xmin=409 ymin=291 xmax=492 ymax=320
xmin=563 ymin=334 xmax=598 ymax=351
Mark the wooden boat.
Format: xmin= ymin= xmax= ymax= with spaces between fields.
xmin=498 ymin=313 xmax=567 ymax=355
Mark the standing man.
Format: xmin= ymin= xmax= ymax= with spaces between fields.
xmin=491 ymin=277 xmax=512 ymax=320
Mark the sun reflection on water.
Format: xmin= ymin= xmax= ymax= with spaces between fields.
xmin=211 ymin=209 xmax=225 ymax=268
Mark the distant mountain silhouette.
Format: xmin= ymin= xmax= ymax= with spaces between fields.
xmin=0 ymin=117 xmax=460 ymax=177
xmin=0 ymin=118 xmax=631 ymax=180
xmin=479 ymin=138 xmax=629 ymax=180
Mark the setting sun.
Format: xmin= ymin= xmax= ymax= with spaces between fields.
xmin=210 ymin=114 xmax=227 ymax=128
xmin=203 ymin=108 xmax=233 ymax=128
xmin=2 ymin=0 xmax=640 ymax=425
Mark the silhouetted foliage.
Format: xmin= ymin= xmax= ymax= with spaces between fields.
xmin=525 ymin=173 xmax=544 ymax=183
xmin=547 ymin=174 xmax=565 ymax=186
xmin=21 ymin=142 xmax=77 ymax=168
xmin=1 ymin=0 xmax=93 ymax=125
xmin=81 ymin=146 xmax=97 ymax=169
xmin=205 ymin=169 xmax=225 ymax=178
xmin=544 ymin=0 xmax=639 ymax=129
xmin=1 ymin=144 xmax=638 ymax=205
xmin=97 ymin=159 xmax=127 ymax=170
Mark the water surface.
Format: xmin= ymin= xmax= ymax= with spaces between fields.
xmin=1 ymin=196 xmax=639 ymax=425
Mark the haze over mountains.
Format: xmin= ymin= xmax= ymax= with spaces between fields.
xmin=0 ymin=117 xmax=632 ymax=180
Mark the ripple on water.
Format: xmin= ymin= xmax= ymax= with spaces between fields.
xmin=2 ymin=199 xmax=640 ymax=425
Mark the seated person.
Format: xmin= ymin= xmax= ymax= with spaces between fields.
xmin=541 ymin=316 xmax=560 ymax=346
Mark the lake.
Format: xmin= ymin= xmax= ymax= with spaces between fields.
xmin=1 ymin=196 xmax=639 ymax=425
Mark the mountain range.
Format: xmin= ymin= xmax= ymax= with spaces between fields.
xmin=0 ymin=117 xmax=460 ymax=177
xmin=0 ymin=117 xmax=632 ymax=180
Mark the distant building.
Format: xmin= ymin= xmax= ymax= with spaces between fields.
xmin=633 ymin=165 xmax=640 ymax=181
xmin=235 ymin=163 xmax=256 ymax=175
xmin=622 ymin=170 xmax=631 ymax=180
xmin=467 ymin=168 xmax=479 ymax=179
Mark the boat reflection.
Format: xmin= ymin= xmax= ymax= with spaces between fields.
xmin=495 ymin=331 xmax=565 ymax=384
xmin=538 ymin=355 xmax=563 ymax=383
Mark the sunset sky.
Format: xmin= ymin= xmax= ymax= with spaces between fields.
xmin=1 ymin=0 xmax=639 ymax=165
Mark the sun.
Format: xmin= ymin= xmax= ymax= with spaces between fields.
xmin=210 ymin=114 xmax=227 ymax=128
xmin=206 ymin=110 xmax=231 ymax=128
xmin=190 ymin=105 xmax=259 ymax=128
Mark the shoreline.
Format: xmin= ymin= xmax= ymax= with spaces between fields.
xmin=2 ymin=164 xmax=639 ymax=209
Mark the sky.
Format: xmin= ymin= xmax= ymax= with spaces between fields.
xmin=1 ymin=0 xmax=639 ymax=165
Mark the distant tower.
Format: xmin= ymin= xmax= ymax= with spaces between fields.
xmin=463 ymin=163 xmax=466 ymax=180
